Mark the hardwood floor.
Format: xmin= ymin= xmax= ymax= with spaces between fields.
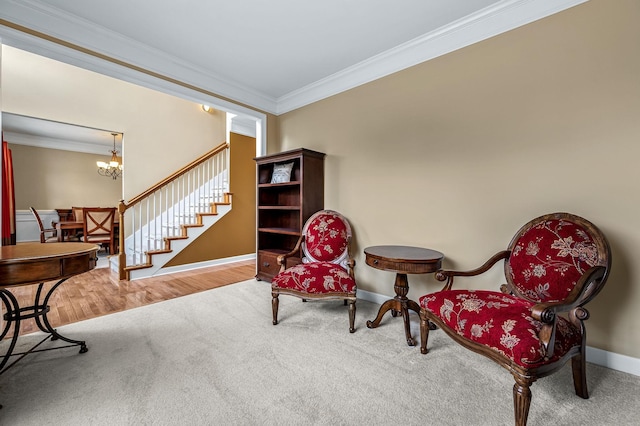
xmin=3 ymin=259 xmax=257 ymax=338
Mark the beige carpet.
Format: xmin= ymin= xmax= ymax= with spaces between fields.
xmin=1 ymin=279 xmax=638 ymax=425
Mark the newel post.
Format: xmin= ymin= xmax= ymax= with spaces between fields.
xmin=118 ymin=200 xmax=126 ymax=280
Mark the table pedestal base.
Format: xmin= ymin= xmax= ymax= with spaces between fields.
xmin=1 ymin=278 xmax=88 ymax=376
xmin=366 ymin=273 xmax=420 ymax=346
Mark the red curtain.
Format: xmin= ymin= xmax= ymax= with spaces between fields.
xmin=2 ymin=135 xmax=16 ymax=245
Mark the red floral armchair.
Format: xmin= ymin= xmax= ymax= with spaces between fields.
xmin=418 ymin=213 xmax=611 ymax=426
xmin=271 ymin=210 xmax=357 ymax=332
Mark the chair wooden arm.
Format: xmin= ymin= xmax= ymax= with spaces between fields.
xmin=276 ymin=235 xmax=304 ymax=272
xmin=529 ymin=265 xmax=607 ymax=358
xmin=434 ymin=250 xmax=510 ymax=291
xmin=40 ymin=227 xmax=58 ymax=241
xmin=345 ymin=257 xmax=356 ymax=269
xmin=344 ymin=236 xmax=356 ymax=275
xmin=531 ymin=265 xmax=607 ymax=322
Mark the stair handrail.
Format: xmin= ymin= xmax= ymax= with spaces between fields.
xmin=117 ymin=141 xmax=229 ymax=279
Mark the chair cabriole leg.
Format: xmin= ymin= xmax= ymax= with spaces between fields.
xmin=571 ymin=350 xmax=589 ymax=398
xmin=348 ymin=299 xmax=356 ymax=333
xmin=271 ymin=292 xmax=279 ymax=325
xmin=419 ymin=311 xmax=430 ymax=354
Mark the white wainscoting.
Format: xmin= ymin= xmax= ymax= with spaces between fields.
xmin=16 ymin=209 xmax=60 ymax=243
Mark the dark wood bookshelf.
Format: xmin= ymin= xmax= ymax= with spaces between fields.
xmin=254 ymin=148 xmax=325 ymax=281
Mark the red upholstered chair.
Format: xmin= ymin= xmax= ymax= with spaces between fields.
xmin=418 ymin=213 xmax=611 ymax=426
xmin=271 ymin=210 xmax=357 ymax=333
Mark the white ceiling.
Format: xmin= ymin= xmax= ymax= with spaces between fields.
xmin=0 ymin=0 xmax=585 ymax=114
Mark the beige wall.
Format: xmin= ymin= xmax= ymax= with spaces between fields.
xmin=8 ymin=143 xmax=121 ymax=209
xmin=276 ymin=0 xmax=640 ymax=358
xmin=2 ymin=0 xmax=636 ymax=359
xmin=1 ymin=45 xmax=226 ymax=201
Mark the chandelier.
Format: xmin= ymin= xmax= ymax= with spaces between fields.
xmin=97 ymin=132 xmax=123 ymax=179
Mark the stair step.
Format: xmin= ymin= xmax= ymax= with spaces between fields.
xmin=183 ymin=224 xmax=204 ymax=229
xmin=124 ymin=263 xmax=153 ymax=272
xmin=146 ymin=249 xmax=172 ymax=255
xmin=123 ymin=192 xmax=233 ymax=280
xmin=166 ymin=236 xmax=189 ymax=241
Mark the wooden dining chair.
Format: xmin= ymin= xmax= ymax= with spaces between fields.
xmin=82 ymin=207 xmax=117 ymax=254
xmin=71 ymin=206 xmax=84 ymax=222
xmin=72 ymin=206 xmax=100 ymax=221
xmin=72 ymin=206 xmax=98 ymax=240
xmin=29 ymin=207 xmax=59 ymax=243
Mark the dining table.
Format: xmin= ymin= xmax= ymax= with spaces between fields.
xmin=55 ymin=220 xmax=83 ymax=242
xmin=55 ymin=220 xmax=120 ymax=242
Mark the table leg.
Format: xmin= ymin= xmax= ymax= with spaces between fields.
xmin=37 ymin=279 xmax=88 ymax=351
xmin=0 ymin=278 xmax=88 ymax=376
xmin=0 ymin=290 xmax=21 ymax=373
xmin=366 ymin=298 xmax=400 ymax=328
xmin=366 ymin=273 xmax=420 ymax=346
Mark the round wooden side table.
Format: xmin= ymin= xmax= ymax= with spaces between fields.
xmin=364 ymin=245 xmax=444 ymax=346
xmin=0 ymin=242 xmax=99 ymax=375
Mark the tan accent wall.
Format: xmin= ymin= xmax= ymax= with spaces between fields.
xmin=166 ymin=132 xmax=256 ymax=266
xmin=266 ymin=113 xmax=280 ymax=154
xmin=276 ymin=0 xmax=640 ymax=358
xmin=8 ymin=143 xmax=122 ymax=209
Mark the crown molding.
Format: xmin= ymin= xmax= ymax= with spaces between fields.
xmin=0 ymin=23 xmax=268 ymax=157
xmin=0 ymin=0 xmax=277 ymax=113
xmin=276 ymin=0 xmax=588 ymax=114
xmin=1 ymin=0 xmax=587 ymax=116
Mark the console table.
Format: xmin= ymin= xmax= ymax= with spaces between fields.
xmin=364 ymin=245 xmax=443 ymax=346
xmin=0 ymin=242 xmax=99 ymax=376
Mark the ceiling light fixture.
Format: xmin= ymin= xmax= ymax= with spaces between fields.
xmin=97 ymin=132 xmax=123 ymax=180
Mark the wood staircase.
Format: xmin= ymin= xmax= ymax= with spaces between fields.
xmin=115 ymin=142 xmax=231 ymax=280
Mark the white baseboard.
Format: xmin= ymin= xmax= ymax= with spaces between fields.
xmin=356 ymin=289 xmax=640 ymax=377
xmin=585 ymin=346 xmax=640 ymax=377
xmin=357 ymin=289 xmax=390 ymax=306
xmin=154 ymin=253 xmax=256 ymax=277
